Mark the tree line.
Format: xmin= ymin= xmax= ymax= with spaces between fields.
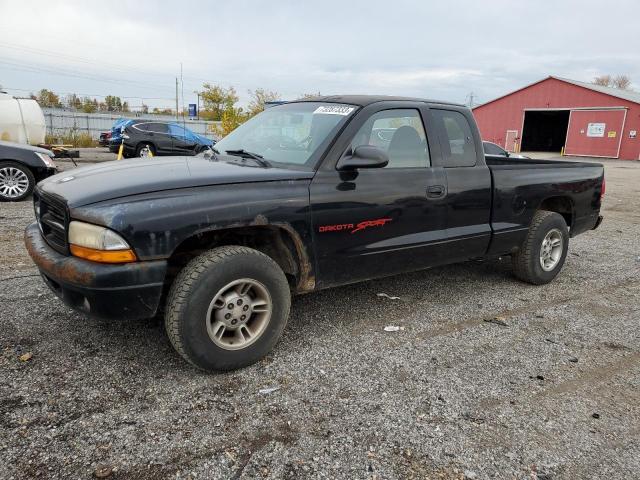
xmin=592 ymin=74 xmax=632 ymax=90
xmin=33 ymin=89 xmax=132 ymax=113
xmin=30 ymin=86 xmax=320 ymax=136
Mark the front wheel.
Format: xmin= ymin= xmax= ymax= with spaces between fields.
xmin=0 ymin=161 xmax=35 ymax=201
xmin=511 ymin=210 xmax=569 ymax=285
xmin=165 ymin=246 xmax=291 ymax=371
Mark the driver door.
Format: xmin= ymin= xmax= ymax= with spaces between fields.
xmin=310 ymin=104 xmax=449 ymax=288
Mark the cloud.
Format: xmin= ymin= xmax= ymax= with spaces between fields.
xmin=0 ymin=0 xmax=638 ymax=108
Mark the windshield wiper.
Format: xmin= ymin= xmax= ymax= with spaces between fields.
xmin=225 ymin=149 xmax=271 ymax=168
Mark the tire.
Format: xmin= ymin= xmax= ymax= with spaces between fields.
xmin=136 ymin=143 xmax=156 ymax=157
xmin=511 ymin=210 xmax=569 ymax=285
xmin=165 ymin=246 xmax=291 ymax=371
xmin=0 ymin=161 xmax=35 ymax=202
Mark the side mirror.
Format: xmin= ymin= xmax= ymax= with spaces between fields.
xmin=337 ymin=145 xmax=389 ymax=170
xmin=505 ymin=151 xmax=510 ymax=157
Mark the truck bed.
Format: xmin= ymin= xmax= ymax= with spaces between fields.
xmin=485 ymin=156 xmax=601 ymax=169
xmin=484 ymin=155 xmax=604 ymax=257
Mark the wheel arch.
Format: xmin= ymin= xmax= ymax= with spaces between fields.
xmin=166 ymin=224 xmax=314 ymax=294
xmin=537 ymin=196 xmax=575 ymax=230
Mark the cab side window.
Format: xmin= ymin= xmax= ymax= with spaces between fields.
xmin=351 ymin=109 xmax=430 ymax=168
xmin=432 ymin=109 xmax=477 ymax=167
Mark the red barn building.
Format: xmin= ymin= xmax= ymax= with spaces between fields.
xmin=473 ymin=76 xmax=640 ymax=160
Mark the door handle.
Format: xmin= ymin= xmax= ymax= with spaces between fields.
xmin=427 ymin=185 xmax=445 ymax=198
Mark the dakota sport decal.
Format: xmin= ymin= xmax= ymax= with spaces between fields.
xmin=318 ymin=218 xmax=392 ymax=234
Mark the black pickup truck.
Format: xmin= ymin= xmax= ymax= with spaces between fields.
xmin=25 ymin=96 xmax=604 ymax=371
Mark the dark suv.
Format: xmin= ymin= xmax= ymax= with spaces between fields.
xmin=109 ymin=120 xmax=215 ymax=158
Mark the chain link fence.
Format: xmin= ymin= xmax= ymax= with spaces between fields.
xmin=42 ymin=108 xmax=221 ymax=141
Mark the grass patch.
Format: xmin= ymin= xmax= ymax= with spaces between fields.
xmin=45 ymin=131 xmax=98 ymax=148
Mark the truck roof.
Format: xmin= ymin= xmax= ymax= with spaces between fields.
xmin=292 ymin=95 xmax=465 ymax=108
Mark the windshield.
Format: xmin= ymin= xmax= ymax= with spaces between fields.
xmin=213 ymin=102 xmax=357 ymax=169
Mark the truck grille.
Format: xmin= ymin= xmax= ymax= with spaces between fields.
xmin=34 ymin=190 xmax=69 ymax=254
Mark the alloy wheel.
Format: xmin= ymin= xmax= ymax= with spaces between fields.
xmin=0 ymin=167 xmax=30 ymax=199
xmin=205 ymin=278 xmax=272 ymax=350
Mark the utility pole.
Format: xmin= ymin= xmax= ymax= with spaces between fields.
xmin=180 ymin=62 xmax=185 ymax=128
xmin=465 ymin=91 xmax=475 ymax=108
xmin=175 ymin=77 xmax=179 ymax=121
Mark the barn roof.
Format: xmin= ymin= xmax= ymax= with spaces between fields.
xmin=474 ymin=76 xmax=640 ymax=109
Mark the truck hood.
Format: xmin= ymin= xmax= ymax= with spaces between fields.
xmin=38 ymin=156 xmax=314 ymax=207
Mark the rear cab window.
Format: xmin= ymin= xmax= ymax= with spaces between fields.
xmin=432 ymin=109 xmax=477 ymax=167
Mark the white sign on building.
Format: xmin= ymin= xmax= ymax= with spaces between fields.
xmin=586 ymin=123 xmax=606 ymax=137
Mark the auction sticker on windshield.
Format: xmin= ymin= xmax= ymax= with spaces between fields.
xmin=313 ymin=105 xmax=355 ymax=115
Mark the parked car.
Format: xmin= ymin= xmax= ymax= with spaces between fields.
xmin=483 ymin=141 xmax=530 ymax=159
xmin=98 ymin=131 xmax=111 ymax=146
xmin=107 ymin=118 xmax=134 ymax=152
xmin=25 ymin=96 xmax=604 ymax=371
xmin=0 ymin=140 xmax=57 ymax=201
xmin=108 ymin=120 xmax=214 ymax=157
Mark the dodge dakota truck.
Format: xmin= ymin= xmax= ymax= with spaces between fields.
xmin=25 ymin=96 xmax=604 ymax=371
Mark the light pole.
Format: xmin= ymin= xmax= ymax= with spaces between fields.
xmin=193 ymin=91 xmax=200 ymax=120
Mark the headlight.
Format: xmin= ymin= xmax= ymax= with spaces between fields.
xmin=35 ymin=152 xmax=56 ymax=168
xmin=68 ymin=221 xmax=136 ymax=263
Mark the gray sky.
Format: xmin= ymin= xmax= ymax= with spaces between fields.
xmin=0 ymin=0 xmax=638 ymax=110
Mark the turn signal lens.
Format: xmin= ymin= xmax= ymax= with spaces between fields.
xmin=68 ymin=221 xmax=137 ymax=263
xmin=70 ymin=244 xmax=137 ymax=263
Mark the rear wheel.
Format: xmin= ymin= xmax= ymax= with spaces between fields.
xmin=0 ymin=161 xmax=35 ymax=201
xmin=136 ymin=143 xmax=156 ymax=157
xmin=512 ymin=210 xmax=569 ymax=285
xmin=165 ymin=246 xmax=291 ymax=371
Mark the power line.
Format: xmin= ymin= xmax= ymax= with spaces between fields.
xmin=0 ymin=41 xmax=218 ymax=92
xmin=0 ymin=41 xmax=178 ymax=80
xmin=0 ymin=57 xmax=176 ymax=92
xmin=2 ymin=86 xmax=175 ymax=101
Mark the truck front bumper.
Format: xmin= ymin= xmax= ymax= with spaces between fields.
xmin=24 ymin=222 xmax=167 ymax=320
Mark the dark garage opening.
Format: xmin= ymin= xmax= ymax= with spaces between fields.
xmin=521 ymin=110 xmax=570 ymax=152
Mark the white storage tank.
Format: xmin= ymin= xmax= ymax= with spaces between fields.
xmin=0 ymin=92 xmax=46 ymax=145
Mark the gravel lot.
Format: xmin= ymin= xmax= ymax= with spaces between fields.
xmin=1 ymin=158 xmax=639 ymax=479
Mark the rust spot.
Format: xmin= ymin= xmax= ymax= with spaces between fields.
xmin=273 ymin=222 xmax=314 ymax=293
xmin=24 ymin=225 xmax=96 ymax=285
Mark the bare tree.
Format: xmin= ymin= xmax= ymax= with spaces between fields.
xmin=612 ymin=75 xmax=631 ymax=90
xmin=593 ymin=74 xmax=632 ymax=90
xmin=593 ymin=75 xmax=612 ymax=87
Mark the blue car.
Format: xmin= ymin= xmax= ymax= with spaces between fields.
xmin=108 ymin=119 xmax=215 ymax=157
